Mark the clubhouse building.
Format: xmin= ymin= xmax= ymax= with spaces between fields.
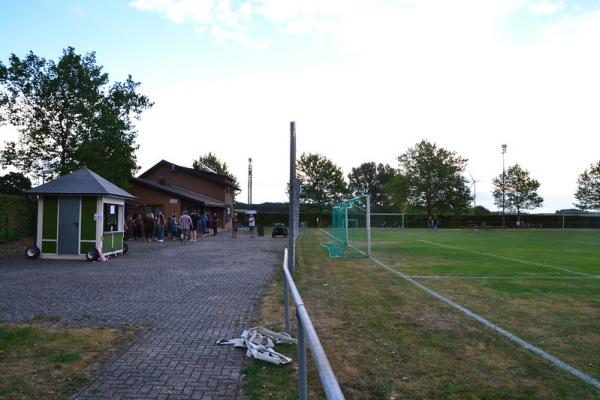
xmin=127 ymin=160 xmax=239 ymax=229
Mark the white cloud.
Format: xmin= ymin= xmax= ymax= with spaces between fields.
xmin=130 ymin=0 xmax=264 ymax=47
xmin=129 ymin=0 xmax=214 ymax=24
xmin=69 ymin=6 xmax=86 ymax=18
xmin=210 ymin=26 xmax=268 ymax=49
xmin=528 ymin=0 xmax=564 ymax=16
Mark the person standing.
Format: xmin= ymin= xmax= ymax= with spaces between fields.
xmin=212 ymin=211 xmax=219 ymax=235
xmin=144 ymin=212 xmax=155 ymax=242
xmin=231 ymin=213 xmax=238 ymax=238
xmin=167 ymin=213 xmax=174 ymax=240
xmin=207 ymin=211 xmax=213 ymax=235
xmin=134 ymin=214 xmax=143 ymax=240
xmin=191 ymin=210 xmax=200 ymax=242
xmin=248 ymin=214 xmax=256 ymax=238
xmin=125 ymin=216 xmax=134 ymax=240
xmin=179 ymin=210 xmax=193 ymax=243
xmin=157 ymin=213 xmax=166 ymax=242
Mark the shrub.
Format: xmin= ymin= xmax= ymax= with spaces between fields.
xmin=0 ymin=194 xmax=35 ymax=244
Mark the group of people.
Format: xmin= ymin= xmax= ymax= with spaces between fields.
xmin=230 ymin=213 xmax=256 ymax=238
xmin=426 ymin=215 xmax=440 ymax=229
xmin=125 ymin=210 xmax=220 ymax=242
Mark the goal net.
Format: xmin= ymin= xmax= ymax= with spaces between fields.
xmin=321 ymin=196 xmax=371 ymax=258
xmin=370 ymin=213 xmax=405 ymax=228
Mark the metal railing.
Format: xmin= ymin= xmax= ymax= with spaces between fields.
xmin=282 ymin=248 xmax=345 ymax=400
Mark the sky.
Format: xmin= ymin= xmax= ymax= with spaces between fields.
xmin=1 ymin=0 xmax=600 ymax=213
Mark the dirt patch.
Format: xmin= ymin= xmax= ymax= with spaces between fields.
xmin=0 ymin=237 xmax=32 ymax=257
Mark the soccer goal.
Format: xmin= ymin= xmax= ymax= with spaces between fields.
xmin=321 ymin=195 xmax=371 ymax=258
xmin=370 ymin=212 xmax=405 ymax=229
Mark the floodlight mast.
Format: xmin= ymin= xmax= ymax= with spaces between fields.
xmin=501 ymin=144 xmax=507 ymax=228
xmin=248 ymin=157 xmax=253 ymax=205
xmin=468 ymin=171 xmax=479 ymax=209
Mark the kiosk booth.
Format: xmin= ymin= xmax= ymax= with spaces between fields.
xmin=25 ymin=167 xmax=135 ymax=261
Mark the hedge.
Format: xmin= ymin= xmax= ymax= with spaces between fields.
xmin=0 ymin=194 xmax=35 ymax=244
xmin=246 ymin=212 xmax=600 ymax=229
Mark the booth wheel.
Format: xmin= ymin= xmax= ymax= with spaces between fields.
xmin=25 ymin=246 xmax=40 ymax=259
xmin=123 ymin=242 xmax=128 ymax=254
xmin=86 ymin=248 xmax=100 ymax=262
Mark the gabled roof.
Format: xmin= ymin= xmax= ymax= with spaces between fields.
xmin=133 ymin=178 xmax=225 ymax=207
xmin=139 ymin=160 xmax=238 ymax=189
xmin=26 ymin=167 xmax=135 ymax=199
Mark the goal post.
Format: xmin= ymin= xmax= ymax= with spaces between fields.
xmin=321 ymin=195 xmax=371 ymax=258
xmin=370 ymin=212 xmax=405 ymax=229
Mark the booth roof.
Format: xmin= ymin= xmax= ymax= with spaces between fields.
xmin=26 ymin=167 xmax=135 ymax=199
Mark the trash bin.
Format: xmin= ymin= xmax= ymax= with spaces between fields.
xmin=257 ymin=225 xmax=265 ymax=236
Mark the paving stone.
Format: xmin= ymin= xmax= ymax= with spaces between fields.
xmin=0 ymin=234 xmax=286 ymax=399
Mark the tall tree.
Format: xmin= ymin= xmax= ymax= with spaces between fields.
xmin=192 ymin=152 xmax=238 ymax=186
xmin=0 ymin=47 xmax=152 ymax=187
xmin=385 ymin=173 xmax=410 ymax=211
xmin=0 ymin=172 xmax=31 ymax=195
xmin=297 ymin=153 xmax=348 ymax=216
xmin=348 ymin=162 xmax=396 ymax=211
xmin=492 ymin=163 xmax=543 ymax=214
xmin=397 ymin=140 xmax=471 ymax=215
xmin=574 ymin=161 xmax=600 ymax=210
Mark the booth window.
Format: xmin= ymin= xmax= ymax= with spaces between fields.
xmin=104 ymin=203 xmax=119 ymax=232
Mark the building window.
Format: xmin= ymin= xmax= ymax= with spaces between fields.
xmin=104 ymin=203 xmax=119 ymax=232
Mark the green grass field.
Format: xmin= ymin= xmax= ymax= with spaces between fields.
xmin=368 ymin=228 xmax=600 ymax=379
xmin=249 ymin=228 xmax=600 ymax=399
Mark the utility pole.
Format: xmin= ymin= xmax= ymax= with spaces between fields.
xmin=248 ymin=157 xmax=252 ymax=205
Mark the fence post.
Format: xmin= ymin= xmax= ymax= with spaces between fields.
xmin=283 ymin=248 xmax=291 ymax=335
xmin=289 ymin=121 xmax=297 ymax=273
xmin=366 ymin=195 xmax=371 ymax=257
xmin=297 ymin=308 xmax=308 ymax=400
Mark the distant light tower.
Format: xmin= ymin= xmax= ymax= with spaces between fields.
xmin=42 ymin=168 xmax=54 ymax=184
xmin=248 ymin=157 xmax=253 ymax=205
xmin=501 ymin=144 xmax=507 ymax=228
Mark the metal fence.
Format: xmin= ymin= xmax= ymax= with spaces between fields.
xmin=286 ymin=122 xmax=344 ymax=399
xmin=282 ymin=248 xmax=345 ymax=400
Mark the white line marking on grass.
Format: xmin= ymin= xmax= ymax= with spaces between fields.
xmin=418 ymin=240 xmax=599 ymax=278
xmin=369 ymin=256 xmax=600 ymax=390
xmin=406 ymin=275 xmax=597 ymax=280
xmin=317 ymin=229 xmax=600 ymax=389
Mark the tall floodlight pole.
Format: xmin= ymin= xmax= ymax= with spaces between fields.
xmin=501 ymin=144 xmax=507 ymax=228
xmin=248 ymin=157 xmax=253 ymax=205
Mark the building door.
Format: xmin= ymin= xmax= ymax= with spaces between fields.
xmin=58 ymin=197 xmax=80 ymax=254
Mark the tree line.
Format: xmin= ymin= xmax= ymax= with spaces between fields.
xmin=296 ymin=140 xmax=600 ymax=216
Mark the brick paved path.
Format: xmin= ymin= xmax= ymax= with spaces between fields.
xmin=0 ymin=234 xmax=286 ymax=399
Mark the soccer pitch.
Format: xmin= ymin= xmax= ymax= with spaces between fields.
xmin=295 ymin=228 xmax=600 ymax=398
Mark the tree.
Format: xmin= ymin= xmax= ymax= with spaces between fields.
xmin=0 ymin=172 xmax=31 ymax=195
xmin=574 ymin=161 xmax=600 ymax=210
xmin=492 ymin=164 xmax=543 ymax=214
xmin=297 ymin=153 xmax=348 ymax=216
xmin=472 ymin=205 xmax=491 ymax=215
xmin=385 ymin=173 xmax=410 ymax=211
xmin=0 ymin=47 xmax=152 ymax=187
xmin=397 ymin=140 xmax=471 ymax=215
xmin=348 ymin=162 xmax=396 ymax=211
xmin=193 ymin=152 xmax=238 ymax=185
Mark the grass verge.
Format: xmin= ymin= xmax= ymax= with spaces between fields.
xmin=0 ymin=323 xmax=135 ymax=399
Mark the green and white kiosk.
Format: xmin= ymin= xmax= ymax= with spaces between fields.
xmin=25 ymin=167 xmax=135 ymax=261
